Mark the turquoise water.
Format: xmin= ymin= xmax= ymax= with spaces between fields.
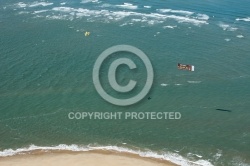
xmin=0 ymin=0 xmax=250 ymax=165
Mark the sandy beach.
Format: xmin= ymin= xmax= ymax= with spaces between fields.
xmin=0 ymin=151 xmax=178 ymax=166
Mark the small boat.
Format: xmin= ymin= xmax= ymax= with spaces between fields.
xmin=177 ymin=63 xmax=194 ymax=71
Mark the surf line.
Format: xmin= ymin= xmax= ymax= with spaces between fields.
xmin=68 ymin=112 xmax=181 ymax=120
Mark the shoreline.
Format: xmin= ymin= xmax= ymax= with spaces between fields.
xmin=0 ymin=150 xmax=178 ymax=166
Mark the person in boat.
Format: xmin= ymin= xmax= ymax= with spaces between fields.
xmin=178 ymin=63 xmax=192 ymax=71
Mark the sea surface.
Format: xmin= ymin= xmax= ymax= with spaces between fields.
xmin=0 ymin=0 xmax=250 ymax=165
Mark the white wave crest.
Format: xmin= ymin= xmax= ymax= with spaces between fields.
xmin=236 ymin=17 xmax=250 ymax=22
xmin=29 ymin=2 xmax=53 ymax=7
xmin=18 ymin=11 xmax=29 ymax=14
xmin=15 ymin=1 xmax=53 ymax=8
xmin=196 ymin=14 xmax=209 ymax=20
xmin=33 ymin=6 xmax=209 ymax=26
xmin=160 ymin=83 xmax=168 ymax=86
xmin=33 ymin=10 xmax=48 ymax=14
xmin=236 ymin=35 xmax=244 ymax=38
xmin=81 ymin=0 xmax=99 ymax=4
xmin=16 ymin=2 xmax=27 ymax=8
xmin=157 ymin=9 xmax=194 ymax=15
xmin=218 ymin=23 xmax=238 ymax=31
xmin=188 ymin=152 xmax=203 ymax=158
xmin=167 ymin=15 xmax=208 ymax=25
xmin=187 ymin=81 xmax=202 ymax=84
xmin=163 ymin=25 xmax=177 ymax=29
xmin=116 ymin=3 xmax=138 ymax=10
xmin=52 ymin=7 xmax=75 ymax=12
xmin=0 ymin=144 xmax=214 ymax=166
xmin=101 ymin=3 xmax=137 ymax=10
xmin=213 ymin=149 xmax=222 ymax=161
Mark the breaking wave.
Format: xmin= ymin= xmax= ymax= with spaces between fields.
xmin=100 ymin=3 xmax=138 ymax=10
xmin=81 ymin=0 xmax=100 ymax=4
xmin=15 ymin=2 xmax=53 ymax=8
xmin=218 ymin=23 xmax=238 ymax=31
xmin=0 ymin=144 xmax=214 ymax=166
xmin=157 ymin=9 xmax=194 ymax=15
xmin=236 ymin=35 xmax=244 ymax=38
xmin=12 ymin=1 xmax=209 ymax=26
xmin=236 ymin=17 xmax=250 ymax=22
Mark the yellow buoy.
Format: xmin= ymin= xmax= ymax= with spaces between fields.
xmin=84 ymin=31 xmax=90 ymax=36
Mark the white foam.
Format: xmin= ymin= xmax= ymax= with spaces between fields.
xmin=213 ymin=150 xmax=222 ymax=161
xmin=196 ymin=14 xmax=209 ymax=20
xmin=157 ymin=9 xmax=194 ymax=15
xmin=116 ymin=3 xmax=138 ymax=10
xmin=81 ymin=0 xmax=99 ymax=4
xmin=188 ymin=153 xmax=203 ymax=158
xmin=52 ymin=7 xmax=74 ymax=12
xmin=15 ymin=2 xmax=53 ymax=8
xmin=0 ymin=144 xmax=214 ymax=166
xmin=160 ymin=83 xmax=168 ymax=86
xmin=219 ymin=23 xmax=229 ymax=30
xmin=236 ymin=17 xmax=250 ymax=22
xmin=16 ymin=2 xmax=27 ymax=8
xmin=35 ymin=6 xmax=208 ymax=26
xmin=224 ymin=38 xmax=231 ymax=42
xmin=236 ymin=35 xmax=244 ymax=38
xmin=218 ymin=23 xmax=238 ymax=31
xmin=33 ymin=10 xmax=48 ymax=14
xmin=29 ymin=2 xmax=53 ymax=7
xmin=119 ymin=23 xmax=128 ymax=26
xmin=163 ymin=25 xmax=177 ymax=29
xmin=187 ymin=81 xmax=202 ymax=84
xmin=228 ymin=27 xmax=238 ymax=31
xmin=231 ymin=157 xmax=250 ymax=166
xmin=147 ymin=20 xmax=163 ymax=25
xmin=46 ymin=15 xmax=71 ymax=20
xmin=175 ymin=84 xmax=182 ymax=86
xmin=167 ymin=15 xmax=208 ymax=25
xmin=196 ymin=154 xmax=202 ymax=158
xmin=131 ymin=18 xmax=142 ymax=22
xmin=144 ymin=6 xmax=151 ymax=9
xmin=60 ymin=2 xmax=66 ymax=5
xmin=18 ymin=11 xmax=29 ymax=14
xmin=100 ymin=3 xmax=137 ymax=10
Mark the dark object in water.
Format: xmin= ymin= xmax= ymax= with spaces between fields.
xmin=148 ymin=97 xmax=151 ymax=100
xmin=216 ymin=109 xmax=232 ymax=112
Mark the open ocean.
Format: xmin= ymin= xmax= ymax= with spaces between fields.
xmin=0 ymin=0 xmax=250 ymax=165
